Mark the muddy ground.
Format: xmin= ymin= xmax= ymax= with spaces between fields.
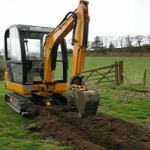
xmin=28 ymin=107 xmax=150 ymax=150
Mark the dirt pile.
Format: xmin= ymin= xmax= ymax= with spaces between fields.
xmin=28 ymin=107 xmax=150 ymax=150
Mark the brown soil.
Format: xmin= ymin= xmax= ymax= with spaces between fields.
xmin=28 ymin=107 xmax=150 ymax=150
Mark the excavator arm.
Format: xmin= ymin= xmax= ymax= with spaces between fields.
xmin=43 ymin=0 xmax=99 ymax=118
xmin=43 ymin=0 xmax=89 ymax=88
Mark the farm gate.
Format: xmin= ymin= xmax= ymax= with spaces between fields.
xmin=82 ymin=61 xmax=123 ymax=85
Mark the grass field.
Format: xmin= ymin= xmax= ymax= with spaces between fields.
xmin=1 ymin=56 xmax=150 ymax=86
xmin=67 ymin=56 xmax=150 ymax=86
xmin=97 ymin=84 xmax=150 ymax=129
xmin=84 ymin=57 xmax=150 ymax=86
xmin=69 ymin=56 xmax=150 ymax=127
xmin=0 ymin=56 xmax=150 ymax=149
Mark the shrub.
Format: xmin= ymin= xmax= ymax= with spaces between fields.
xmin=0 ymin=57 xmax=5 ymax=81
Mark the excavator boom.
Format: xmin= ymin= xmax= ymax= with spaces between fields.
xmin=43 ymin=0 xmax=89 ymax=85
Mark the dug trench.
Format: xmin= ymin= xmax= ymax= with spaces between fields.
xmin=28 ymin=106 xmax=150 ymax=150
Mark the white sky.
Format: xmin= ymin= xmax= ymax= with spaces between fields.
xmin=0 ymin=0 xmax=150 ymax=48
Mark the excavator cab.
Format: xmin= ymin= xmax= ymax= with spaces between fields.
xmin=4 ymin=25 xmax=68 ymax=90
xmin=4 ymin=25 xmax=70 ymax=114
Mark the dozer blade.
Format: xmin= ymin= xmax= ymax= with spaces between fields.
xmin=72 ymin=89 xmax=100 ymax=118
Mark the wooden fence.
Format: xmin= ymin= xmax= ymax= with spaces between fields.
xmin=82 ymin=61 xmax=124 ymax=85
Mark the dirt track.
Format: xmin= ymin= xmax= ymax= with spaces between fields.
xmin=28 ymin=107 xmax=150 ymax=150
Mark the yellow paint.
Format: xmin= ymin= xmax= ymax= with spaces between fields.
xmin=10 ymin=98 xmax=13 ymax=103
xmin=4 ymin=0 xmax=89 ymax=97
xmin=5 ymin=80 xmax=67 ymax=96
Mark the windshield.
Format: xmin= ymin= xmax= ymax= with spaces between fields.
xmin=22 ymin=31 xmax=46 ymax=60
xmin=25 ymin=39 xmax=41 ymax=60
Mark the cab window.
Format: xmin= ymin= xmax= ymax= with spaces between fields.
xmin=8 ymin=27 xmax=21 ymax=61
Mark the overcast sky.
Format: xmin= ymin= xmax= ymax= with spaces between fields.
xmin=0 ymin=0 xmax=150 ymax=48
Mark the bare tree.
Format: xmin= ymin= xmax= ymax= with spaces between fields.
xmin=124 ymin=35 xmax=133 ymax=48
xmin=109 ymin=40 xmax=115 ymax=49
xmin=115 ymin=40 xmax=118 ymax=48
xmin=146 ymin=35 xmax=150 ymax=45
xmin=102 ymin=35 xmax=108 ymax=49
xmin=118 ymin=36 xmax=124 ymax=48
xmin=135 ymin=35 xmax=144 ymax=47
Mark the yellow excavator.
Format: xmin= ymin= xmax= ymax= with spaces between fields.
xmin=4 ymin=0 xmax=99 ymax=118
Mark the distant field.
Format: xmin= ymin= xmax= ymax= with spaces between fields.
xmin=0 ymin=56 xmax=150 ymax=86
xmin=69 ymin=56 xmax=150 ymax=86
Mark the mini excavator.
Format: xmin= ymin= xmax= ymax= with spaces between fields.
xmin=4 ymin=0 xmax=99 ymax=118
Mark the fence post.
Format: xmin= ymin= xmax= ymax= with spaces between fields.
xmin=115 ymin=61 xmax=119 ymax=85
xmin=119 ymin=61 xmax=124 ymax=85
xmin=143 ymin=69 xmax=147 ymax=87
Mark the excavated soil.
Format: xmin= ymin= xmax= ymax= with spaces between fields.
xmin=28 ymin=107 xmax=150 ymax=150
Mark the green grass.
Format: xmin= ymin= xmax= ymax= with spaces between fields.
xmin=1 ymin=56 xmax=150 ymax=86
xmin=68 ymin=56 xmax=150 ymax=86
xmin=69 ymin=55 xmax=150 ymax=128
xmin=98 ymin=84 xmax=150 ymax=128
xmin=0 ymin=83 xmax=71 ymax=150
xmin=83 ymin=57 xmax=150 ymax=86
xmin=0 ymin=56 xmax=150 ymax=148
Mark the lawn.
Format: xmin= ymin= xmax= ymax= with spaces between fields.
xmin=68 ymin=56 xmax=150 ymax=86
xmin=0 ymin=82 xmax=150 ymax=150
xmin=1 ymin=56 xmax=150 ymax=86
xmin=97 ymin=84 xmax=150 ymax=129
xmin=0 ymin=56 xmax=150 ymax=149
xmin=83 ymin=56 xmax=150 ymax=86
xmin=0 ymin=82 xmax=71 ymax=150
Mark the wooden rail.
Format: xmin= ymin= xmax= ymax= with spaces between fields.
xmin=82 ymin=61 xmax=124 ymax=85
